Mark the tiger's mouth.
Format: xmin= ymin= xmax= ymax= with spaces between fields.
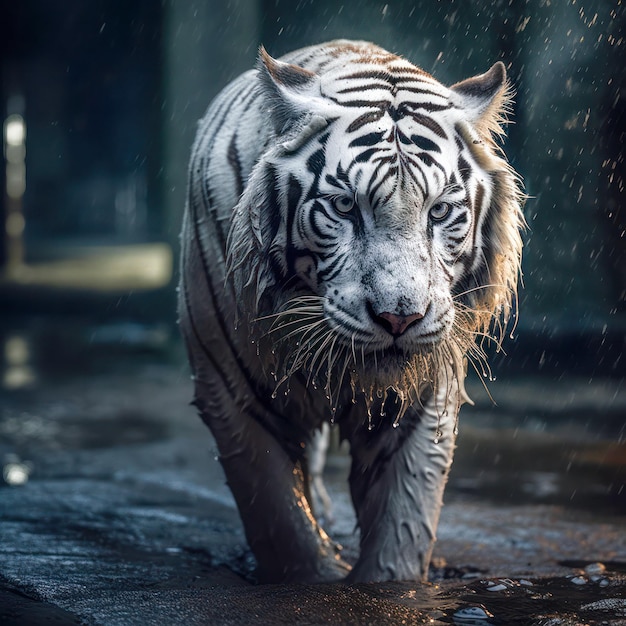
xmin=322 ymin=298 xmax=453 ymax=355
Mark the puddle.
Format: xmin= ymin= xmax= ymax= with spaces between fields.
xmin=436 ymin=562 xmax=626 ymax=625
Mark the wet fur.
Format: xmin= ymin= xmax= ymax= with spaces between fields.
xmin=179 ymin=40 xmax=524 ymax=583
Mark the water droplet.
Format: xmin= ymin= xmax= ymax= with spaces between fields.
xmin=453 ymin=607 xmax=493 ymax=620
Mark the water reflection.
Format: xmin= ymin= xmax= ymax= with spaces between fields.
xmin=2 ymin=453 xmax=32 ymax=486
xmin=2 ymin=333 xmax=36 ymax=389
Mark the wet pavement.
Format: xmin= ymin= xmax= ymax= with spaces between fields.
xmin=1 ymin=328 xmax=625 ymax=625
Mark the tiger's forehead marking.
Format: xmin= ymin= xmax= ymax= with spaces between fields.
xmin=318 ymin=55 xmax=458 ymax=148
xmin=284 ymin=44 xmax=473 ymax=218
xmin=320 ymin=54 xmax=448 ymax=103
xmin=316 ymin=62 xmax=461 ymax=213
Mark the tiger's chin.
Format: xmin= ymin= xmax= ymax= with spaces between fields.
xmin=258 ymin=296 xmax=470 ymax=423
xmin=349 ymin=345 xmax=438 ymax=406
xmin=274 ymin=338 xmax=457 ymax=424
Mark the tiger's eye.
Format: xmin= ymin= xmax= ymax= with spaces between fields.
xmin=429 ymin=202 xmax=451 ymax=221
xmin=333 ymin=195 xmax=356 ymax=214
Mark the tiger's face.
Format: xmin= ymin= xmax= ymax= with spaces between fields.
xmin=290 ymin=103 xmax=488 ymax=364
xmin=229 ymin=45 xmax=523 ymax=413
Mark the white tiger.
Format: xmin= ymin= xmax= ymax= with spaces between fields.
xmin=179 ymin=40 xmax=524 ymax=583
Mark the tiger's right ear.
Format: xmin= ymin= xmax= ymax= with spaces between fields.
xmin=258 ymin=46 xmax=327 ymax=135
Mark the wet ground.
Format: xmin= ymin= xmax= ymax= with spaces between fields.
xmin=1 ymin=324 xmax=625 ymax=625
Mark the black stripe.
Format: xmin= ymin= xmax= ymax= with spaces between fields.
xmin=471 ymin=182 xmax=486 ymax=250
xmin=337 ymin=82 xmax=391 ymax=94
xmin=354 ymin=147 xmax=380 ymax=163
xmin=317 ymin=251 xmax=350 ymax=283
xmin=405 ymin=113 xmax=448 ymax=139
xmin=307 ymin=200 xmax=330 ymax=240
xmin=239 ymin=83 xmax=261 ymax=115
xmin=447 ymin=212 xmax=469 ymax=229
xmin=307 ymin=148 xmax=326 ymax=178
xmin=395 ymin=128 xmax=413 ymax=145
xmin=410 ymin=102 xmax=451 ymax=113
xmin=371 ymin=153 xmax=396 ymax=166
xmin=183 ymin=233 xmax=241 ymax=399
xmin=349 ymin=131 xmax=385 ymax=148
xmin=227 ymin=135 xmax=244 ymax=198
xmin=182 ymin=276 xmax=233 ymax=396
xmin=347 ymin=109 xmax=386 ymax=133
xmin=264 ymin=165 xmax=285 ymax=281
xmin=336 ymin=162 xmax=351 ymax=185
xmin=398 ymin=156 xmax=427 ymax=197
xmin=287 ymin=174 xmax=303 ymax=211
xmin=262 ymin=167 xmax=283 ymax=269
xmin=458 ymin=156 xmax=472 ymax=183
xmin=341 ymin=70 xmax=392 ymax=81
xmin=367 ymin=160 xmax=413 ymax=208
xmin=410 ymin=135 xmax=441 ymax=153
xmin=325 ymin=173 xmax=345 ymax=190
xmin=335 ymin=98 xmax=392 ymax=109
xmin=394 ymin=86 xmax=447 ymax=99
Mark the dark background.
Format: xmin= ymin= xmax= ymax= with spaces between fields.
xmin=1 ymin=0 xmax=624 ymax=381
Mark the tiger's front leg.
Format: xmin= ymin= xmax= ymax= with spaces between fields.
xmin=192 ymin=375 xmax=351 ymax=584
xmin=342 ymin=383 xmax=460 ymax=583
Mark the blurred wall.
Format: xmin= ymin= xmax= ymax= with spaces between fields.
xmin=1 ymin=0 xmax=624 ymax=374
xmin=162 ymin=0 xmax=260 ymax=245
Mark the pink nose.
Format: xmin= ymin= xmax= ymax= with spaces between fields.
xmin=376 ymin=311 xmax=424 ymax=337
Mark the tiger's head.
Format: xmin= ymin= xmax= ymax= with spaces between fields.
xmin=228 ymin=42 xmax=524 ymax=418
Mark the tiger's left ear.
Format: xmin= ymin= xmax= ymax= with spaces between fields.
xmin=450 ymin=62 xmax=510 ymax=139
xmin=258 ymin=47 xmax=331 ymax=138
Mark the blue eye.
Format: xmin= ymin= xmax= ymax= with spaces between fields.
xmin=332 ymin=195 xmax=356 ymax=214
xmin=429 ymin=202 xmax=451 ymax=221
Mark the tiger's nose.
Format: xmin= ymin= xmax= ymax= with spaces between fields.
xmin=368 ymin=304 xmax=426 ymax=337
